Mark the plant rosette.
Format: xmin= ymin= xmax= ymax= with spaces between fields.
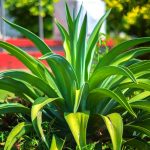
xmin=0 ymin=2 xmax=150 ymax=150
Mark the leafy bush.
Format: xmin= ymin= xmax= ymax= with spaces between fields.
xmin=0 ymin=3 xmax=150 ymax=150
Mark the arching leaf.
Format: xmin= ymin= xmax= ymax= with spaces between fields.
xmin=31 ymin=97 xmax=62 ymax=148
xmin=112 ymin=47 xmax=150 ymax=66
xmin=0 ymin=77 xmax=37 ymax=102
xmin=89 ymin=66 xmax=136 ymax=89
xmin=95 ymin=37 xmax=150 ymax=69
xmin=2 ymin=18 xmax=52 ymax=55
xmin=0 ymin=41 xmax=53 ymax=82
xmin=87 ymin=88 xmax=136 ymax=117
xmin=130 ymin=101 xmax=150 ymax=112
xmin=0 ymin=103 xmax=30 ymax=115
xmin=0 ymin=70 xmax=58 ymax=98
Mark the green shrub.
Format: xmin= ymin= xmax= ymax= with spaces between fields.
xmin=0 ymin=3 xmax=150 ymax=150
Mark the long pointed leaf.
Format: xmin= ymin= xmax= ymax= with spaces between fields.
xmin=120 ymin=81 xmax=150 ymax=92
xmin=85 ymin=9 xmax=111 ymax=80
xmin=129 ymin=91 xmax=150 ymax=103
xmin=0 ymin=77 xmax=37 ymax=102
xmin=87 ymin=88 xmax=136 ymax=116
xmin=0 ymin=41 xmax=52 ymax=81
xmin=0 ymin=70 xmax=57 ymax=98
xmin=31 ymin=97 xmax=62 ymax=148
xmin=55 ymin=20 xmax=71 ymax=63
xmin=130 ymin=101 xmax=150 ymax=112
xmin=112 ymin=47 xmax=150 ymax=66
xmin=2 ymin=18 xmax=52 ymax=55
xmin=95 ymin=37 xmax=150 ymax=69
xmin=0 ymin=103 xmax=30 ymax=115
xmin=89 ymin=66 xmax=136 ymax=89
xmin=73 ymin=83 xmax=89 ymax=113
xmin=76 ymin=14 xmax=87 ymax=86
xmin=129 ymin=60 xmax=150 ymax=73
xmin=74 ymin=4 xmax=83 ymax=47
xmin=65 ymin=3 xmax=75 ymax=66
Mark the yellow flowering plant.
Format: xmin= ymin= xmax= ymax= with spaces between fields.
xmin=104 ymin=0 xmax=150 ymax=37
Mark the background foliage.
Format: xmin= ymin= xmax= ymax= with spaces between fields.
xmin=104 ymin=0 xmax=150 ymax=37
xmin=5 ymin=0 xmax=59 ymax=37
xmin=5 ymin=0 xmax=150 ymax=38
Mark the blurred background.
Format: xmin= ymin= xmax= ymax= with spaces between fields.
xmin=0 ymin=0 xmax=150 ymax=69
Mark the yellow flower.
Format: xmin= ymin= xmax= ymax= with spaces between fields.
xmin=123 ymin=6 xmax=140 ymax=26
xmin=105 ymin=0 xmax=123 ymax=11
xmin=140 ymin=4 xmax=150 ymax=19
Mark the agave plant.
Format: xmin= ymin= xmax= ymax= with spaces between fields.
xmin=0 ymin=3 xmax=150 ymax=150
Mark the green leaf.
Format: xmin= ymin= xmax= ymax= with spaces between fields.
xmin=112 ymin=47 xmax=150 ymax=66
xmin=129 ymin=91 xmax=150 ymax=103
xmin=64 ymin=112 xmax=89 ymax=148
xmin=130 ymin=101 xmax=150 ymax=112
xmin=87 ymin=88 xmax=136 ymax=117
xmin=2 ymin=17 xmax=52 ymax=55
xmin=49 ymin=135 xmax=65 ymax=150
xmin=65 ymin=3 xmax=75 ymax=66
xmin=31 ymin=97 xmax=62 ymax=148
xmin=0 ymin=70 xmax=58 ymax=98
xmin=120 ymin=81 xmax=150 ymax=92
xmin=85 ymin=9 xmax=111 ymax=80
xmin=89 ymin=66 xmax=136 ymax=89
xmin=102 ymin=113 xmax=123 ymax=150
xmin=0 ymin=103 xmax=30 ymax=115
xmin=0 ymin=77 xmax=37 ymax=102
xmin=4 ymin=122 xmax=33 ymax=150
xmin=131 ymin=70 xmax=150 ymax=79
xmin=0 ymin=41 xmax=53 ymax=81
xmin=55 ymin=20 xmax=71 ymax=64
xmin=129 ymin=60 xmax=150 ymax=73
xmin=73 ymin=83 xmax=89 ymax=113
xmin=74 ymin=4 xmax=83 ymax=48
xmin=65 ymin=3 xmax=73 ymax=33
xmin=123 ymin=138 xmax=150 ymax=150
xmin=76 ymin=14 xmax=87 ymax=86
xmin=125 ymin=119 xmax=150 ymax=137
xmin=40 ymin=54 xmax=78 ymax=111
xmin=95 ymin=37 xmax=150 ymax=69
